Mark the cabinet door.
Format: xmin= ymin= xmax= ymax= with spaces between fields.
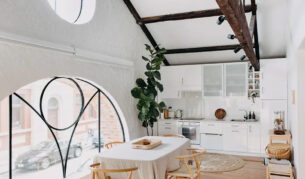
xmin=223 ymin=124 xmax=247 ymax=152
xmin=247 ymin=124 xmax=261 ymax=153
xmin=260 ymin=59 xmax=287 ymax=99
xmin=181 ymin=65 xmax=202 ymax=91
xmin=159 ymin=66 xmax=183 ymax=99
xmin=203 ymin=64 xmax=223 ymax=96
xmin=225 ymin=63 xmax=247 ymax=96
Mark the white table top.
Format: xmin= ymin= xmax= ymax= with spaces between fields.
xmin=93 ymin=136 xmax=191 ymax=179
xmin=99 ymin=136 xmax=190 ymax=161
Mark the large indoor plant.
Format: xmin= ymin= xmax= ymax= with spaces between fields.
xmin=131 ymin=44 xmax=166 ymax=136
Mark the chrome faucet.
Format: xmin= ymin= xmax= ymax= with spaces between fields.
xmin=239 ymin=109 xmax=248 ymax=120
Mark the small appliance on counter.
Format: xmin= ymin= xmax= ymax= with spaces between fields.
xmin=175 ymin=109 xmax=183 ymax=118
xmin=168 ymin=106 xmax=175 ymax=118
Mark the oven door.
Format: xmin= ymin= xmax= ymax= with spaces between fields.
xmin=179 ymin=122 xmax=200 ymax=145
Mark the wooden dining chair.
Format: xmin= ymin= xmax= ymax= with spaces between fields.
xmin=105 ymin=141 xmax=124 ymax=149
xmin=90 ymin=163 xmax=138 ymax=179
xmin=163 ymin=134 xmax=186 ymax=138
xmin=167 ymin=148 xmax=206 ymax=179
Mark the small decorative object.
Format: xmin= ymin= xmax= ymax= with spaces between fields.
xmin=132 ymin=139 xmax=162 ymax=150
xmin=249 ymin=91 xmax=258 ymax=103
xmin=255 ymin=74 xmax=260 ymax=78
xmin=163 ymin=108 xmax=169 ymax=119
xmin=175 ymin=109 xmax=183 ymax=118
xmin=274 ymin=111 xmax=285 ymax=135
xmin=168 ymin=106 xmax=175 ymax=118
xmin=215 ymin=108 xmax=226 ymax=120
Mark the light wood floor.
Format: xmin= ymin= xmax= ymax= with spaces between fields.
xmin=201 ymin=156 xmax=266 ymax=179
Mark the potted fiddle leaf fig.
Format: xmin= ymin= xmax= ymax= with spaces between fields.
xmin=131 ymin=44 xmax=166 ymax=136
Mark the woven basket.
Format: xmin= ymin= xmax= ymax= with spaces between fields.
xmin=266 ymin=143 xmax=290 ymax=159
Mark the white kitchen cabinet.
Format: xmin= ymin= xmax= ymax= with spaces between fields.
xmin=247 ymin=123 xmax=261 ymax=153
xmin=225 ymin=63 xmax=247 ymax=96
xmin=260 ymin=100 xmax=287 ymax=152
xmin=181 ymin=65 xmax=202 ymax=91
xmin=223 ymin=123 xmax=248 ymax=152
xmin=203 ymin=64 xmax=223 ymax=96
xmin=201 ymin=133 xmax=223 ymax=150
xmin=159 ymin=66 xmax=183 ymax=99
xmin=260 ymin=59 xmax=287 ymax=100
xmin=158 ymin=120 xmax=178 ymax=136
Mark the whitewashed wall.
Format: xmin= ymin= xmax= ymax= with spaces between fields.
xmin=287 ymin=0 xmax=305 ymax=178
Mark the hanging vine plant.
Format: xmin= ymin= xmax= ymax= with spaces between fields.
xmin=131 ymin=44 xmax=166 ymax=136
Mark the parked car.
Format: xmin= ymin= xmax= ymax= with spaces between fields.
xmin=92 ymin=134 xmax=104 ymax=148
xmin=15 ymin=140 xmax=82 ymax=170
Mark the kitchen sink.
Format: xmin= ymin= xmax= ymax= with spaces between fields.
xmin=231 ymin=119 xmax=258 ymax=122
xmin=231 ymin=119 xmax=246 ymax=122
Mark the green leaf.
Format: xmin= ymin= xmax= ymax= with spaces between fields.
xmin=156 ymin=82 xmax=163 ymax=92
xmin=142 ymin=56 xmax=149 ymax=62
xmin=158 ymin=101 xmax=166 ymax=111
xmin=146 ymin=63 xmax=152 ymax=70
xmin=144 ymin=72 xmax=153 ymax=78
xmin=142 ymin=120 xmax=148 ymax=127
xmin=131 ymin=87 xmax=142 ymax=98
xmin=153 ymin=71 xmax=161 ymax=80
xmin=136 ymin=78 xmax=147 ymax=88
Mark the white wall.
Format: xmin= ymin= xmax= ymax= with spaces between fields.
xmin=0 ymin=0 xmax=151 ymax=140
xmin=287 ymin=0 xmax=305 ymax=178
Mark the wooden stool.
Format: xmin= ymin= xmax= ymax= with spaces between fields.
xmin=269 ymin=130 xmax=291 ymax=145
xmin=266 ymin=161 xmax=293 ymax=179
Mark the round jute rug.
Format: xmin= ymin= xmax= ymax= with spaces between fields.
xmin=200 ymin=153 xmax=245 ymax=173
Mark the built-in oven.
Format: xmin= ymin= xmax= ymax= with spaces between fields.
xmin=178 ymin=121 xmax=201 ymax=145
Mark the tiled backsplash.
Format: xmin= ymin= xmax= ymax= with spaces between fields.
xmin=162 ymin=91 xmax=261 ymax=120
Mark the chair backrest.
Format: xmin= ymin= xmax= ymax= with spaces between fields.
xmin=163 ymin=134 xmax=186 ymax=138
xmin=90 ymin=163 xmax=138 ymax=179
xmin=176 ymin=148 xmax=206 ymax=179
xmin=105 ymin=141 xmax=124 ymax=149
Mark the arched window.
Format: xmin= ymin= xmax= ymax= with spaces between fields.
xmin=47 ymin=0 xmax=96 ymax=24
xmin=0 ymin=77 xmax=126 ymax=178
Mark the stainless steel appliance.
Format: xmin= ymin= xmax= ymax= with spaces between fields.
xmin=178 ymin=121 xmax=200 ymax=145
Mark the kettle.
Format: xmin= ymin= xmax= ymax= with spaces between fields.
xmin=175 ymin=109 xmax=183 ymax=118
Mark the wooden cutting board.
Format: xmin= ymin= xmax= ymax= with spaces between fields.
xmin=132 ymin=139 xmax=162 ymax=150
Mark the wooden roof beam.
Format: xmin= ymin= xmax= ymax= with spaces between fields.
xmin=165 ymin=44 xmax=241 ymax=54
xmin=138 ymin=5 xmax=253 ymax=24
xmin=215 ymin=0 xmax=260 ymax=70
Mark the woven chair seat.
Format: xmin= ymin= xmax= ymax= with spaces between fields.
xmin=168 ymin=164 xmax=198 ymax=178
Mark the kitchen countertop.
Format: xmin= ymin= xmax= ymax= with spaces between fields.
xmin=159 ymin=118 xmax=260 ymax=123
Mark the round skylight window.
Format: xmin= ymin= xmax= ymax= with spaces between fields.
xmin=47 ymin=0 xmax=96 ymax=24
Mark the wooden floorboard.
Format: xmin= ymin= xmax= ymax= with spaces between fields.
xmin=201 ymin=156 xmax=266 ymax=179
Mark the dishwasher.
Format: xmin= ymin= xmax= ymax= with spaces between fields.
xmin=200 ymin=133 xmax=223 ymax=150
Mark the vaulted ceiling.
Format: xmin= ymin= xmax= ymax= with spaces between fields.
xmin=129 ymin=0 xmax=288 ymax=65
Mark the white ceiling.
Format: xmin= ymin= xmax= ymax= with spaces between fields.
xmin=131 ymin=0 xmax=288 ymax=64
xmin=0 ymin=0 xmax=288 ymax=65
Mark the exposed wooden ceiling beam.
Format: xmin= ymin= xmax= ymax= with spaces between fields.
xmin=251 ymin=0 xmax=260 ymax=60
xmin=138 ymin=5 xmax=253 ymax=24
xmin=215 ymin=0 xmax=260 ymax=70
xmin=123 ymin=0 xmax=170 ymax=66
xmin=165 ymin=44 xmax=241 ymax=54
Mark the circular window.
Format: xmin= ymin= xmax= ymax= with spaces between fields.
xmin=47 ymin=0 xmax=96 ymax=24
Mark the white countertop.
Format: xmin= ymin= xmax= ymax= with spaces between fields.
xmin=159 ymin=118 xmax=260 ymax=123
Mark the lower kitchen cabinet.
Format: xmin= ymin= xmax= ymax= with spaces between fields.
xmin=201 ymin=133 xmax=223 ymax=150
xmin=223 ymin=124 xmax=248 ymax=152
xmin=247 ymin=123 xmax=261 ymax=153
xmin=158 ymin=120 xmax=178 ymax=136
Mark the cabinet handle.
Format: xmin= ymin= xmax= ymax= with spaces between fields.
xmin=164 ymin=123 xmax=172 ymax=125
xmin=232 ymin=130 xmax=239 ymax=132
xmin=165 ymin=127 xmax=171 ymax=129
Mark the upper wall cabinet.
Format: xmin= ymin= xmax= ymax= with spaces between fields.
xmin=260 ymin=59 xmax=287 ymax=100
xmin=225 ymin=63 xmax=247 ymax=97
xmin=160 ymin=66 xmax=184 ymax=99
xmin=203 ymin=64 xmax=223 ymax=97
xmin=181 ymin=65 xmax=202 ymax=91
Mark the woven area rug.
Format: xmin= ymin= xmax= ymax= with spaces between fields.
xmin=200 ymin=153 xmax=245 ymax=173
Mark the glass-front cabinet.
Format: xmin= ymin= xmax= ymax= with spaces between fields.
xmin=203 ymin=64 xmax=223 ymax=96
xmin=225 ymin=63 xmax=247 ymax=96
